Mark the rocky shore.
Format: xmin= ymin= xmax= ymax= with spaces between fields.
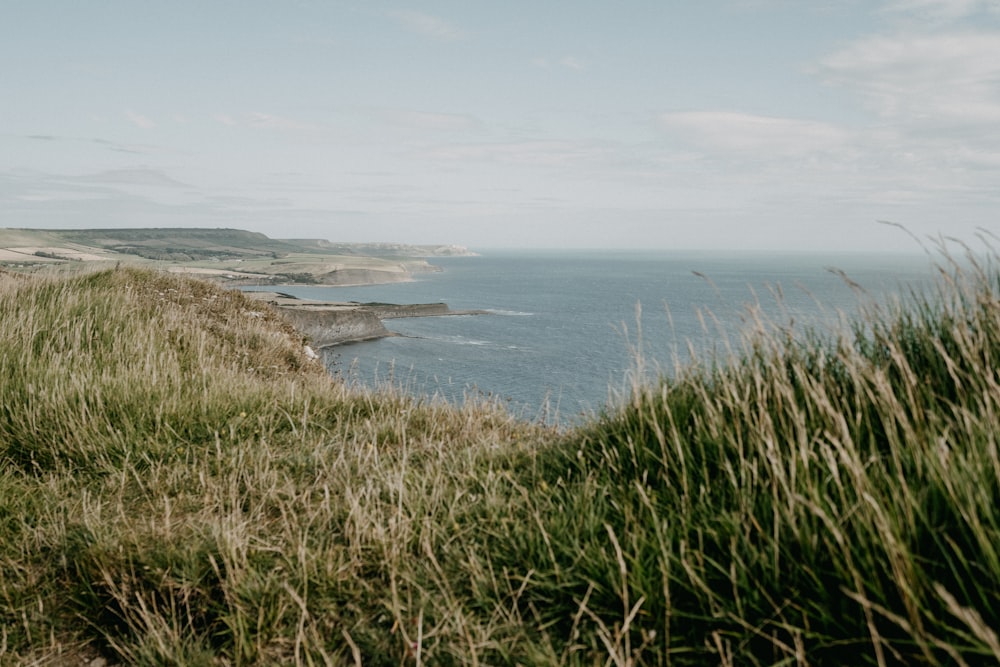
xmin=245 ymin=291 xmax=486 ymax=347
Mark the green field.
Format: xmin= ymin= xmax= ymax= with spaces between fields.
xmin=1 ymin=248 xmax=999 ymax=665
xmin=0 ymin=228 xmax=470 ymax=285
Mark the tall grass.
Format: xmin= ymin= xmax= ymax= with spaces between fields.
xmin=529 ymin=248 xmax=1000 ymax=665
xmin=0 ymin=267 xmax=547 ymax=665
xmin=1 ymin=253 xmax=999 ymax=665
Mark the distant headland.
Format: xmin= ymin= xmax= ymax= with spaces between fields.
xmin=0 ymin=227 xmax=477 ymax=286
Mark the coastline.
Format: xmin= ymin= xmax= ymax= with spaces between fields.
xmin=0 ymin=227 xmax=478 ymax=287
xmin=245 ymin=291 xmax=487 ymax=347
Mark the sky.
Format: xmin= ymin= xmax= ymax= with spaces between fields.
xmin=2 ymin=0 xmax=1000 ymax=252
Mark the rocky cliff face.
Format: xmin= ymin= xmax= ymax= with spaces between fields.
xmin=271 ymin=303 xmax=458 ymax=347
xmin=275 ymin=307 xmax=392 ymax=347
xmin=247 ymin=290 xmax=475 ymax=348
xmin=314 ymin=268 xmax=414 ymax=286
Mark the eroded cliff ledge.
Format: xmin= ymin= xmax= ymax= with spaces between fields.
xmin=246 ymin=292 xmax=483 ymax=347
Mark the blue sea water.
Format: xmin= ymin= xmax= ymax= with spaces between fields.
xmin=247 ymin=250 xmax=937 ymax=423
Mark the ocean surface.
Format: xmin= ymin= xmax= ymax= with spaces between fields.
xmin=247 ymin=250 xmax=938 ymax=423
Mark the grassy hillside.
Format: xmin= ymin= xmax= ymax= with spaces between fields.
xmin=0 ymin=228 xmax=474 ymax=262
xmin=1 ymin=254 xmax=999 ymax=665
xmin=0 ymin=228 xmax=471 ymax=285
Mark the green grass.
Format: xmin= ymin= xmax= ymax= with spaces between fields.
xmin=1 ymin=254 xmax=999 ymax=665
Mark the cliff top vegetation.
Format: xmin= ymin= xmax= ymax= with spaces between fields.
xmin=0 ymin=227 xmax=475 ymax=286
xmin=1 ymin=248 xmax=999 ymax=665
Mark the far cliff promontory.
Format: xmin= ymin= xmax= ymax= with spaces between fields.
xmin=0 ymin=227 xmax=477 ymax=286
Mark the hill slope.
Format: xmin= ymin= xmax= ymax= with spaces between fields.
xmin=1 ymin=254 xmax=999 ymax=664
xmin=0 ymin=227 xmax=476 ymax=285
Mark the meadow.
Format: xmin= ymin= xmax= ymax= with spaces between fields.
xmin=1 ymin=247 xmax=998 ymax=665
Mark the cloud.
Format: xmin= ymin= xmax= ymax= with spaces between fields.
xmin=381 ymin=110 xmax=482 ymax=133
xmin=0 ymin=168 xmax=195 ymax=214
xmin=77 ymin=168 xmax=191 ymax=188
xmin=205 ymin=194 xmax=294 ymax=209
xmin=420 ymin=140 xmax=607 ymax=166
xmin=818 ymin=30 xmax=1000 ymax=125
xmin=0 ymin=168 xmax=321 ymax=230
xmin=657 ymin=111 xmax=850 ymax=155
xmin=386 ymin=10 xmax=467 ymax=41
xmin=21 ymin=133 xmax=150 ymax=155
xmin=212 ymin=112 xmax=318 ymax=132
xmin=125 ymin=110 xmax=155 ymax=129
xmin=804 ymin=8 xmax=1000 ymax=193
xmin=883 ymin=0 xmax=1000 ymax=20
xmin=246 ymin=112 xmax=316 ymax=132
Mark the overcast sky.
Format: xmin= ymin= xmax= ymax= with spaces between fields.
xmin=2 ymin=0 xmax=1000 ymax=251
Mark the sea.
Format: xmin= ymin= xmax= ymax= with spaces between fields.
xmin=245 ymin=250 xmax=939 ymax=424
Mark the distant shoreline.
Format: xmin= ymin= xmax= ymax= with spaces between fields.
xmin=0 ymin=227 xmax=477 ymax=287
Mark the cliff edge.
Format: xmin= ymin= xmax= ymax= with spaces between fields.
xmin=246 ymin=292 xmax=483 ymax=347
